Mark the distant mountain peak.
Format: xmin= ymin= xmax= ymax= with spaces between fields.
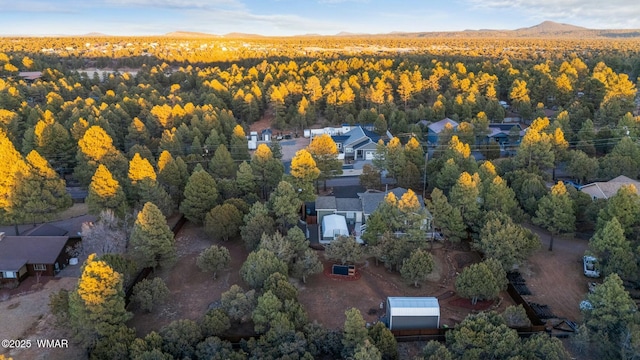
xmin=519 ymin=21 xmax=588 ymax=33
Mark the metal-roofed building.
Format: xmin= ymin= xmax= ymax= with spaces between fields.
xmin=385 ymin=297 xmax=440 ymax=330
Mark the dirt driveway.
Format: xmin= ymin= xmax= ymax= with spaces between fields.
xmin=0 ymin=277 xmax=84 ymax=360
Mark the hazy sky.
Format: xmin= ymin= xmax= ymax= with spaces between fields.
xmin=1 ymin=0 xmax=639 ymax=36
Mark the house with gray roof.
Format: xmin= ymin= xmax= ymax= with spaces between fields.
xmin=580 ymin=175 xmax=640 ymax=200
xmin=0 ymin=233 xmax=70 ymax=287
xmin=331 ymin=125 xmax=384 ymax=161
xmin=315 ymin=187 xmax=431 ymax=244
xmin=426 ymin=118 xmax=459 ymax=145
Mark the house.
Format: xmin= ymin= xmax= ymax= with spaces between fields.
xmin=316 ymin=196 xmax=363 ymax=243
xmin=384 ymin=297 xmax=440 ymax=330
xmin=486 ymin=123 xmax=526 ymax=148
xmin=18 ymin=71 xmax=42 ymax=83
xmin=261 ymin=128 xmax=272 ymax=142
xmin=580 ymin=175 xmax=640 ymax=200
xmin=0 ymin=232 xmax=70 ymax=287
xmin=331 ymin=125 xmax=383 ymax=161
xmin=315 ymin=187 xmax=431 ymax=244
xmin=426 ymin=118 xmax=459 ymax=145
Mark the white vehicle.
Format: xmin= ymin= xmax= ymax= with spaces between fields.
xmin=583 ymin=256 xmax=600 ymax=278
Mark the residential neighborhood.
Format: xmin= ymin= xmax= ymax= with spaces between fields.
xmin=1 ymin=21 xmax=640 ymax=360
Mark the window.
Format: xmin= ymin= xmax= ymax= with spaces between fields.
xmin=3 ymin=271 xmax=16 ymax=278
xmin=33 ymin=264 xmax=46 ymax=271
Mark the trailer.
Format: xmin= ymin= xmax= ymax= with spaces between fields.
xmin=385 ymin=297 xmax=440 ymax=331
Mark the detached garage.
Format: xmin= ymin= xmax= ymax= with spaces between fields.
xmin=385 ymin=297 xmax=440 ymax=330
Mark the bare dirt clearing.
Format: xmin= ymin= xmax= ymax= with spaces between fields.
xmin=0 ymin=277 xmax=84 ymax=360
xmin=128 ymin=222 xmax=249 ymax=337
xmin=521 ymin=226 xmax=590 ymax=322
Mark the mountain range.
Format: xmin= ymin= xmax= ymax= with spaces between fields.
xmin=67 ymin=21 xmax=640 ymax=39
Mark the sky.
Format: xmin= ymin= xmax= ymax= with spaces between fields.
xmin=1 ymin=0 xmax=639 ymax=36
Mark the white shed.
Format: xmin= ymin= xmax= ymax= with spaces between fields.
xmin=321 ymin=214 xmax=349 ymax=243
xmin=386 ymin=297 xmax=440 ymax=330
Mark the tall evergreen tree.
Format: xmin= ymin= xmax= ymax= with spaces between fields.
xmin=180 ymin=168 xmax=218 ymax=224
xmin=588 ymin=217 xmax=637 ymax=279
xmin=533 ymin=181 xmax=575 ymax=251
xmin=268 ymin=180 xmax=302 ymax=230
xmin=308 ymin=134 xmax=342 ymax=191
xmin=86 ymin=164 xmax=127 ymax=217
xmin=13 ymin=150 xmax=72 ymax=223
xmin=209 ymin=144 xmax=236 ymax=179
xmin=251 ymin=144 xmax=284 ymax=199
xmin=68 ymin=254 xmax=131 ymax=350
xmin=129 ymin=202 xmax=177 ymax=269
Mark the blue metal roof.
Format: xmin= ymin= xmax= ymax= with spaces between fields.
xmin=387 ymin=297 xmax=439 ymax=308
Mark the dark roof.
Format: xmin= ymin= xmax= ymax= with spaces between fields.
xmin=335 ymin=198 xmax=362 ymax=212
xmin=315 ymin=196 xmax=337 ymax=210
xmin=0 ymin=235 xmax=69 ymax=271
xmin=351 ymin=139 xmax=371 ymax=150
xmin=488 ymin=123 xmax=522 ymax=131
xmin=262 ymin=128 xmax=272 ymax=135
xmin=20 ymin=223 xmax=68 ymax=237
xmin=362 ymin=128 xmax=382 ymax=143
xmin=428 ymin=118 xmax=459 ymax=134
xmin=358 ymin=187 xmax=427 ymax=215
xmin=331 ymin=135 xmax=350 ymax=144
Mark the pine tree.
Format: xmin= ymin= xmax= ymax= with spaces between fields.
xmin=268 ymin=180 xmax=302 ymax=230
xmin=196 ymin=245 xmax=231 ymax=279
xmin=128 ymin=153 xmax=157 ymax=184
xmin=236 ymin=161 xmax=257 ymax=197
xmin=68 ymin=254 xmax=131 ymax=350
xmin=400 ymin=249 xmax=434 ymax=287
xmin=208 ymin=144 xmax=236 ymax=179
xmin=251 ymin=144 xmax=284 ymax=199
xmin=230 ymin=124 xmax=250 ymax=161
xmin=12 ymin=150 xmax=72 ymax=223
xmin=86 ymin=164 xmax=127 ymax=217
xmin=308 ymin=134 xmax=342 ymax=190
xmin=129 ymin=202 xmax=176 ymax=269
xmin=342 ymin=308 xmax=368 ymax=358
xmin=588 ymin=217 xmax=637 ymax=279
xmin=204 ymin=203 xmax=242 ymax=241
xmin=0 ymin=129 xmax=27 ymax=227
xmin=180 ymin=168 xmax=218 ymax=224
xmin=290 ymin=149 xmax=320 ymax=201
xmin=533 ymin=181 xmax=575 ymax=251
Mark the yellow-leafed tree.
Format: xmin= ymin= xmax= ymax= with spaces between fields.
xmin=128 ymin=153 xmax=157 ymax=183
xmin=308 ymin=134 xmax=342 ymax=191
xmin=290 ymin=149 xmax=320 ymax=201
xmin=68 ymin=253 xmax=131 ymax=349
xmin=86 ymin=164 xmax=127 ymax=216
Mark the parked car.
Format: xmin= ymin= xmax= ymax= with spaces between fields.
xmin=583 ymin=255 xmax=600 ymax=278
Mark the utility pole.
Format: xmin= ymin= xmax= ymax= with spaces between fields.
xmin=422 ymin=150 xmax=428 ymax=198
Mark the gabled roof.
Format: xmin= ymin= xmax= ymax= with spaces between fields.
xmin=427 ymin=118 xmax=459 ymax=134
xmin=21 ymin=223 xmax=68 ymax=237
xmin=358 ymin=187 xmax=427 ymax=216
xmin=332 ymin=126 xmax=382 ymax=148
xmin=580 ymin=175 xmax=640 ymax=199
xmin=0 ymin=236 xmax=69 ymax=271
xmin=335 ymin=198 xmax=362 ymax=212
xmin=315 ymin=196 xmax=337 ymax=210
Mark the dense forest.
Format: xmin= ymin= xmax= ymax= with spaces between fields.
xmin=1 ymin=35 xmax=640 ymax=359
